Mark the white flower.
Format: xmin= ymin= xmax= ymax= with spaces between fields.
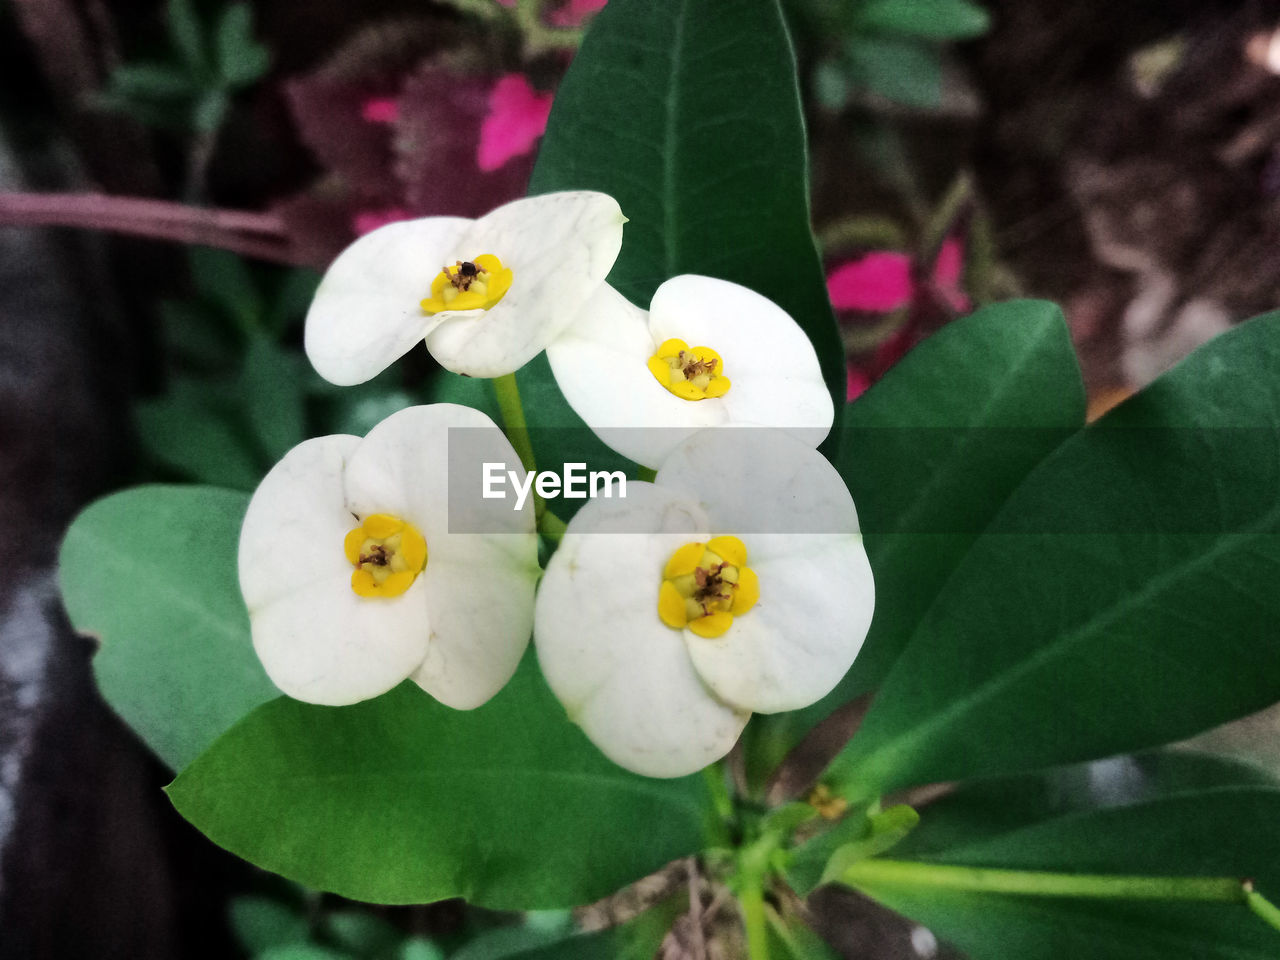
xmin=533 ymin=428 xmax=873 ymax=777
xmin=304 ymin=192 xmax=626 ymax=384
xmin=239 ymin=404 xmax=539 ymax=707
xmin=546 ymin=275 xmax=835 ymax=468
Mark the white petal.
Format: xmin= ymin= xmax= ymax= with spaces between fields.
xmin=655 ymin=427 xmax=861 ymax=543
xmin=239 ymin=433 xmax=361 ymax=613
xmin=342 ymin=403 xmax=537 ymax=559
xmin=426 ymin=192 xmax=626 ymax=377
xmin=717 ymin=375 xmax=834 ymax=450
xmin=304 ymin=217 xmax=471 ymax=386
xmin=409 ymin=540 xmax=538 ymax=709
xmin=547 ymin=283 xmax=727 ymax=467
xmin=238 ymin=434 xmax=431 ymax=706
xmin=342 ymin=403 xmax=538 ymax=708
xmin=684 ymin=536 xmax=874 ymax=713
xmin=648 ymin=275 xmax=833 ymax=446
xmin=533 ymin=485 xmax=748 ymax=778
xmin=251 ymin=576 xmax=431 ymax=707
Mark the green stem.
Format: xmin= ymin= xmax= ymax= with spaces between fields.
xmin=492 ymin=373 xmax=544 ymax=520
xmin=538 ymin=508 xmax=567 ymax=545
xmin=492 ymin=374 xmax=536 ymax=474
xmin=739 ymin=879 xmax=771 ymax=960
xmin=840 ymin=859 xmax=1247 ymax=903
xmin=1246 ymin=883 xmax=1280 ymax=934
xmin=703 ymin=762 xmax=735 ymax=836
xmin=513 ymin=0 xmax=584 ymax=54
xmin=637 ymin=465 xmax=658 ymax=483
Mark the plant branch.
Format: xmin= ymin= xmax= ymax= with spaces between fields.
xmin=0 ymin=192 xmax=305 ymax=265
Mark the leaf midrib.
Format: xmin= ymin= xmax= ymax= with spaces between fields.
xmin=857 ymin=510 xmax=1280 ymax=788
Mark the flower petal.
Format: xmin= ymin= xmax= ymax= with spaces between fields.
xmin=655 ymin=427 xmax=861 ymax=544
xmin=409 ymin=538 xmax=538 ymax=709
xmin=648 ymin=275 xmax=827 ymax=381
xmin=683 ymin=536 xmax=873 ymax=713
xmin=239 ymin=434 xmax=361 ymax=613
xmin=534 ymin=485 xmax=749 ymax=777
xmin=305 ymin=216 xmax=471 ymax=386
xmin=425 ymin=192 xmax=625 ymax=377
xmin=476 ymin=74 xmax=553 ymax=173
xmin=250 ymin=575 xmax=432 ymax=706
xmin=826 ymin=252 xmax=913 ymax=313
xmin=646 ymin=275 xmax=833 ymax=449
xmin=547 ymin=283 xmax=727 ymax=467
xmin=239 ymin=434 xmax=432 ymax=705
xmin=342 ymin=403 xmax=537 ymax=558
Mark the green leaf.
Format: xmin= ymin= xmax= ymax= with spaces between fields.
xmin=136 ymin=378 xmax=263 ymax=490
xmin=788 ymin=804 xmax=920 ymax=895
xmin=241 ymin=336 xmax=307 ymax=462
xmin=854 ymin=0 xmax=990 ymax=40
xmin=229 ymin=896 xmax=309 ymax=953
xmin=107 ymin=62 xmax=200 ymax=101
xmin=827 ymin=311 xmax=1280 ymax=798
xmin=766 ymin=907 xmax=841 ymax=960
xmin=749 ymin=301 xmax=1083 ymax=779
xmin=193 ymin=88 xmax=230 ymax=132
xmin=844 ymin=755 xmax=1280 ymax=959
xmin=325 ymin=911 xmax=401 ymax=956
xmin=259 ymin=947 xmax=352 ymax=960
xmin=529 ymin=0 xmax=845 ymax=412
xmin=59 ymin=486 xmax=276 ymax=770
xmin=398 ymin=940 xmax=445 ymax=960
xmin=216 ymin=4 xmax=271 ymax=87
xmin=167 ymin=0 xmax=208 ymax=73
xmin=190 ymin=246 xmax=264 ymax=333
xmin=844 ymin=36 xmax=942 ymax=108
xmin=167 ymin=656 xmax=711 ymax=909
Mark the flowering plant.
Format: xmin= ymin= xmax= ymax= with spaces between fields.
xmin=56 ymin=0 xmax=1280 ymax=956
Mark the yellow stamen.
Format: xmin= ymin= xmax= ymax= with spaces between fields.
xmin=647 ymin=337 xmax=731 ymax=401
xmin=656 ymin=536 xmax=756 ymax=638
xmin=421 ymin=253 xmax=513 ymax=314
xmin=343 ymin=513 xmax=428 ymax=598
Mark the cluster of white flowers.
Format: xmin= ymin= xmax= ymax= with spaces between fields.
xmin=239 ymin=192 xmax=874 ymax=777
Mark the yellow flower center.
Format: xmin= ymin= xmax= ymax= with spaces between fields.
xmin=342 ymin=513 xmax=428 ymax=599
xmin=420 ymin=254 xmax=514 ymax=314
xmin=657 ymin=535 xmax=759 ymax=638
xmin=647 ymin=338 xmax=731 ymax=401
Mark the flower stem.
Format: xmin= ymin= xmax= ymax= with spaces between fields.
xmin=538 ymin=509 xmax=567 ymax=545
xmin=492 ymin=374 xmax=537 ymax=473
xmin=637 ymin=466 xmax=657 ymax=482
xmin=839 ymin=859 xmax=1250 ymax=903
xmin=739 ymin=879 xmax=771 ymax=960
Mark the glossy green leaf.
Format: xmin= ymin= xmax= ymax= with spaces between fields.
xmin=844 ymin=754 xmax=1280 ymax=959
xmin=827 ymin=311 xmax=1280 ymax=797
xmin=854 ymin=0 xmax=990 ymax=40
xmin=168 ymin=657 xmax=711 ymax=909
xmin=59 ymin=485 xmax=276 ymax=770
xmin=750 ymin=301 xmax=1084 ymax=778
xmin=530 ymin=0 xmax=844 ymax=409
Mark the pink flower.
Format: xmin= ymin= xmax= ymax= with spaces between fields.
xmin=352 ymin=208 xmax=413 ymax=236
xmin=476 ymin=74 xmax=554 ymax=173
xmin=826 ymin=237 xmax=969 ymax=315
xmin=360 ymin=97 xmax=400 ymax=124
xmin=833 ymin=236 xmax=970 ymax=401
